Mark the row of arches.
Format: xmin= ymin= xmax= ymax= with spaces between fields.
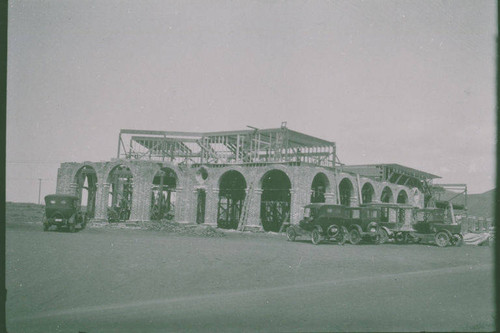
xmin=72 ymin=165 xmax=410 ymax=231
xmin=216 ymin=170 xmax=291 ymax=232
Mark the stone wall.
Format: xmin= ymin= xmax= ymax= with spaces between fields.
xmin=56 ymin=160 xmax=423 ymax=228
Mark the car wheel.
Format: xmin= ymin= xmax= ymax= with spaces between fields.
xmin=395 ymin=232 xmax=406 ymax=244
xmin=311 ymin=229 xmax=321 ymax=245
xmin=349 ymin=228 xmax=361 ymax=245
xmin=378 ymin=228 xmax=389 ymax=244
xmin=451 ymin=233 xmax=463 ymax=247
xmin=372 ymin=232 xmax=381 ymax=245
xmin=435 ymin=231 xmax=450 ymax=247
xmin=339 ymin=226 xmax=349 ymax=245
xmin=286 ymin=227 xmax=296 ymax=242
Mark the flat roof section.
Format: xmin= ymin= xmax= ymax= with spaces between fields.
xmin=343 ymin=164 xmax=440 ymax=180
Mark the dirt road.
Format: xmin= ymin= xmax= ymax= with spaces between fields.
xmin=6 ymin=223 xmax=495 ymax=332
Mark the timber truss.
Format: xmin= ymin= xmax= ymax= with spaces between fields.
xmin=117 ymin=124 xmax=336 ymax=167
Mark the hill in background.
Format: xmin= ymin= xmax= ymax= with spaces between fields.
xmin=466 ymin=189 xmax=495 ymax=218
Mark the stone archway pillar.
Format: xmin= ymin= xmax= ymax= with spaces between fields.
xmin=174 ymin=187 xmax=189 ymax=223
xmin=94 ymin=183 xmax=109 ymax=221
xmin=246 ymin=188 xmax=263 ymax=229
xmin=290 ymin=188 xmax=311 ymax=224
xmin=324 ymin=192 xmax=335 ymax=204
xmin=128 ymin=180 xmax=146 ymax=221
xmin=69 ymin=183 xmax=78 ymax=197
xmin=204 ymin=188 xmax=219 ymax=226
xmin=350 ymin=193 xmax=359 ymax=207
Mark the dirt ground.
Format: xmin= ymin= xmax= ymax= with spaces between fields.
xmin=6 ymin=222 xmax=495 ymax=332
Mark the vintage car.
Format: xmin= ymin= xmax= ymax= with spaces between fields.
xmin=344 ymin=206 xmax=384 ymax=245
xmin=361 ymin=203 xmax=415 ymax=244
xmin=286 ymin=204 xmax=348 ymax=245
xmin=363 ymin=202 xmax=463 ymax=247
xmin=411 ymin=202 xmax=463 ymax=247
xmin=43 ymin=194 xmax=87 ymax=232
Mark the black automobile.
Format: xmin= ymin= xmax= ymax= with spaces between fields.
xmin=344 ymin=206 xmax=384 ymax=245
xmin=361 ymin=203 xmax=415 ymax=244
xmin=363 ymin=202 xmax=463 ymax=247
xmin=412 ymin=203 xmax=463 ymax=247
xmin=286 ymin=204 xmax=348 ymax=245
xmin=43 ymin=194 xmax=87 ymax=232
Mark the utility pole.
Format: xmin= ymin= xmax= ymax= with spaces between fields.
xmin=38 ymin=178 xmax=42 ymax=205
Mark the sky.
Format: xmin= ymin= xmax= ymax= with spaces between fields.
xmin=6 ymin=0 xmax=497 ymax=203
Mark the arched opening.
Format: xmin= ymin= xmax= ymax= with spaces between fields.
xmin=217 ymin=171 xmax=247 ymax=229
xmin=74 ymin=166 xmax=97 ymax=218
xmin=151 ymin=168 xmax=177 ymax=220
xmin=361 ymin=182 xmax=375 ymax=204
xmin=338 ymin=178 xmax=354 ymax=206
xmin=260 ymin=170 xmax=291 ymax=232
xmin=310 ymin=173 xmax=330 ymax=203
xmin=381 ymin=186 xmax=394 ymax=203
xmin=107 ymin=165 xmax=133 ymax=222
xmin=397 ymin=190 xmax=408 ymax=204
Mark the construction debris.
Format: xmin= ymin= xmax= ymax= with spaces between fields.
xmin=463 ymin=232 xmax=494 ymax=246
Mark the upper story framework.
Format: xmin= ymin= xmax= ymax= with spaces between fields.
xmin=116 ymin=123 xmax=337 ymax=168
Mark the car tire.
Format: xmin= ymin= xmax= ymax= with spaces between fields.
xmin=349 ymin=228 xmax=361 ymax=245
xmin=378 ymin=228 xmax=389 ymax=244
xmin=311 ymin=229 xmax=321 ymax=245
xmin=286 ymin=227 xmax=297 ymax=242
xmin=451 ymin=233 xmax=463 ymax=247
xmin=435 ymin=231 xmax=450 ymax=247
xmin=395 ymin=232 xmax=406 ymax=244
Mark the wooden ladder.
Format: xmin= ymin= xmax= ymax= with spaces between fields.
xmin=237 ymin=182 xmax=254 ymax=231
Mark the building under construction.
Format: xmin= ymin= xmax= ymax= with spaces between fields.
xmin=55 ymin=123 xmax=445 ymax=231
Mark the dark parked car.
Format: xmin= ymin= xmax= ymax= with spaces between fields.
xmin=43 ymin=194 xmax=87 ymax=232
xmin=344 ymin=206 xmax=384 ymax=245
xmin=412 ymin=204 xmax=463 ymax=247
xmin=286 ymin=204 xmax=348 ymax=245
xmin=361 ymin=203 xmax=415 ymax=244
xmin=363 ymin=202 xmax=463 ymax=247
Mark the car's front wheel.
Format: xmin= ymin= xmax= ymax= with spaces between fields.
xmin=311 ymin=229 xmax=321 ymax=245
xmin=435 ymin=231 xmax=450 ymax=247
xmin=349 ymin=228 xmax=361 ymax=245
xmin=395 ymin=232 xmax=407 ymax=244
xmin=378 ymin=228 xmax=389 ymax=244
xmin=286 ymin=227 xmax=297 ymax=242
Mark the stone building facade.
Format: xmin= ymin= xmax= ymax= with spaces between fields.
xmin=55 ymin=157 xmax=424 ymax=230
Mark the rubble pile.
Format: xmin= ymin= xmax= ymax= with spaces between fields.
xmin=145 ymin=221 xmax=225 ymax=238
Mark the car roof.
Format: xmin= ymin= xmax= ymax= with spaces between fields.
xmin=44 ymin=194 xmax=79 ymax=201
xmin=361 ymin=203 xmax=414 ymax=208
xmin=304 ymin=203 xmax=343 ymax=208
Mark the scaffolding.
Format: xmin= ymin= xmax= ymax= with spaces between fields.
xmin=116 ymin=124 xmax=336 ymax=168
